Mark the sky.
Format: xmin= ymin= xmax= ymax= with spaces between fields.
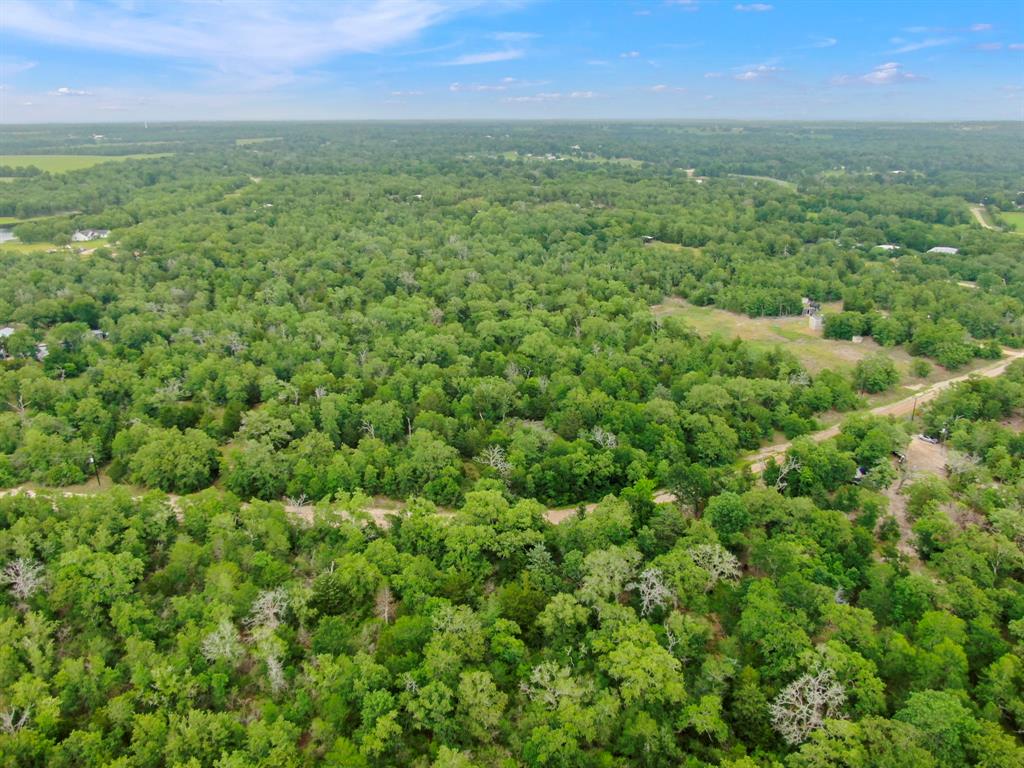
xmin=1 ymin=0 xmax=1022 ymax=123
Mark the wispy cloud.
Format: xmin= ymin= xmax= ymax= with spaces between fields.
xmin=441 ymin=49 xmax=524 ymax=66
xmin=503 ymin=90 xmax=597 ymax=103
xmin=0 ymin=56 xmax=37 ymax=77
xmin=620 ymin=51 xmax=641 ymax=58
xmin=0 ymin=0 xmax=500 ymax=86
xmin=450 ymin=77 xmax=543 ymax=92
xmin=888 ymin=37 xmax=956 ymax=54
xmin=647 ymin=84 xmax=687 ymax=93
xmin=810 ymin=36 xmax=837 ymax=48
xmin=667 ymin=0 xmax=701 ymax=11
xmin=1009 ymin=43 xmax=1024 ymax=51
xmin=735 ymin=3 xmax=773 ymax=12
xmin=975 ymin=43 xmax=1002 ymax=52
xmin=971 ymin=23 xmax=993 ymax=32
xmin=833 ymin=62 xmax=923 ymax=86
xmin=389 ymin=90 xmax=423 ymax=97
xmin=491 ymin=31 xmax=538 ymax=42
xmin=734 ymin=64 xmax=782 ymax=81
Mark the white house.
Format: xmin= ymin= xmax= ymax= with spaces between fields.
xmin=927 ymin=246 xmax=959 ymax=255
xmin=71 ymin=229 xmax=110 ymax=242
xmin=874 ymin=244 xmax=900 ymax=251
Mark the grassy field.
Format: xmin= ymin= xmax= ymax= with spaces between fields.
xmin=1000 ymin=211 xmax=1024 ymax=233
xmin=651 ymin=297 xmax=991 ymax=408
xmin=0 ymin=240 xmax=61 ymax=254
xmin=727 ymin=173 xmax=797 ymax=191
xmin=0 ymin=153 xmax=171 ymax=174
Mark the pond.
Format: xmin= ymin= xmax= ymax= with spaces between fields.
xmin=0 ymin=228 xmax=17 ymax=244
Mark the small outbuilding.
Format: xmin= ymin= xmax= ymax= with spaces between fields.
xmin=927 ymin=246 xmax=959 ymax=255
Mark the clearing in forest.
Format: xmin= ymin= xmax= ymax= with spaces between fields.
xmin=651 ymin=297 xmax=995 ymax=401
xmin=0 ymin=154 xmax=170 ymax=174
xmin=969 ymin=204 xmax=997 ymax=230
xmin=1000 ymin=211 xmax=1024 ymax=233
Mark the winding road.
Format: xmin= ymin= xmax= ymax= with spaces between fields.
xmin=3 ymin=350 xmax=1022 ymax=526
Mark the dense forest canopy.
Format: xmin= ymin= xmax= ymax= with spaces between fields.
xmin=0 ymin=121 xmax=1023 ymax=767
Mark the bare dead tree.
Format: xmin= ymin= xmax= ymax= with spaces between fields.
xmin=265 ymin=653 xmax=287 ymax=694
xmin=477 ymin=444 xmax=512 ymax=477
xmin=0 ymin=705 xmax=31 ymax=735
xmin=245 ymin=588 xmax=290 ymax=634
xmin=285 ymin=494 xmax=309 ymax=509
xmin=9 ymin=394 xmax=31 ymax=425
xmin=586 ymin=425 xmax=618 ymax=450
xmin=314 ymin=385 xmax=328 ymax=400
xmin=628 ymin=567 xmax=674 ymax=617
xmin=375 ymin=583 xmax=396 ymax=624
xmin=360 ymin=418 xmax=376 ymax=440
xmin=774 ymin=455 xmax=802 ymax=492
xmin=769 ymin=666 xmax=846 ymax=745
xmin=689 ymin=544 xmax=741 ymax=591
xmin=1 ymin=558 xmax=45 ymax=604
xmin=201 ymin=618 xmax=243 ymax=663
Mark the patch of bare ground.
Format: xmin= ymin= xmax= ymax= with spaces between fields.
xmin=884 ymin=437 xmax=949 ymax=560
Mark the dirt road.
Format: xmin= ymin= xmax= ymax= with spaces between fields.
xmin=3 ymin=350 xmax=1021 ymax=527
xmin=745 ymin=347 xmax=1024 ymax=474
xmin=969 ymin=204 xmax=997 ymax=231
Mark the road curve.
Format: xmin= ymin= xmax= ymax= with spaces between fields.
xmin=2 ymin=351 xmax=1022 ymax=525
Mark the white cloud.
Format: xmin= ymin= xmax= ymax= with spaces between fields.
xmin=734 ymin=64 xmax=781 ymax=81
xmin=833 ymin=62 xmax=923 ymax=86
xmin=442 ymin=49 xmax=524 ymax=66
xmin=620 ymin=51 xmax=641 ymax=58
xmin=971 ymin=23 xmax=993 ymax=32
xmin=49 ymin=86 xmax=93 ymax=96
xmin=735 ymin=3 xmax=773 ymax=11
xmin=888 ymin=37 xmax=956 ymax=54
xmin=450 ymin=77 xmax=539 ymax=92
xmin=810 ymin=36 xmax=837 ymax=48
xmin=503 ymin=90 xmax=597 ymax=103
xmin=648 ymin=84 xmax=687 ymax=93
xmin=667 ymin=0 xmax=700 ymax=11
xmin=975 ymin=42 xmax=1002 ymax=51
xmin=1009 ymin=43 xmax=1024 ymax=51
xmin=390 ymin=90 xmax=423 ymax=96
xmin=704 ymin=71 xmax=723 ymax=78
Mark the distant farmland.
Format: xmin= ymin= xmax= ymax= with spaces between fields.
xmin=0 ymin=154 xmax=171 ymax=174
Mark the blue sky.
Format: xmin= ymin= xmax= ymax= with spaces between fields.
xmin=1 ymin=1 xmax=1022 ymax=122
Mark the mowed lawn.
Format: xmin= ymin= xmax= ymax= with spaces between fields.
xmin=651 ymin=297 xmax=991 ymax=405
xmin=1001 ymin=211 xmax=1024 ymax=233
xmin=0 ymin=154 xmax=171 ymax=173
